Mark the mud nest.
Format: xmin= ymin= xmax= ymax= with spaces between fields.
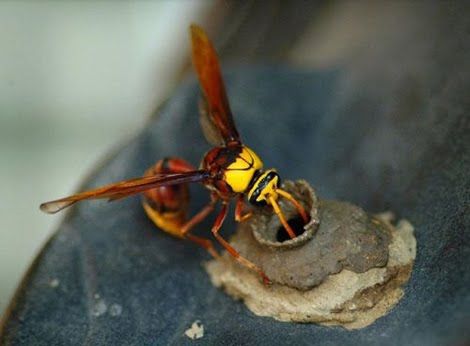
xmin=206 ymin=180 xmax=416 ymax=329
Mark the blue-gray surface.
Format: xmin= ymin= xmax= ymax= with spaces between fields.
xmin=1 ymin=65 xmax=469 ymax=345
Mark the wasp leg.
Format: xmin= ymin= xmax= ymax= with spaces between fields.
xmin=212 ymin=200 xmax=271 ymax=285
xmin=277 ymin=188 xmax=309 ymax=223
xmin=180 ymin=194 xmax=219 ymax=259
xmin=268 ymin=195 xmax=296 ymax=239
xmin=234 ymin=194 xmax=252 ymax=222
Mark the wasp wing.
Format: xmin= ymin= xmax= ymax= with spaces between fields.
xmin=198 ymin=98 xmax=225 ymax=146
xmin=190 ymin=24 xmax=240 ymax=145
xmin=40 ymin=170 xmax=208 ymax=214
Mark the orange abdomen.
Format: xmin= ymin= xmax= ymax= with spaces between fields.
xmin=142 ymin=158 xmax=194 ymax=237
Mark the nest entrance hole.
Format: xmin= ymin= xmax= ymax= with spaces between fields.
xmin=276 ymin=215 xmax=308 ymax=242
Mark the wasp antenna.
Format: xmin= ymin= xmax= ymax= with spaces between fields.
xmin=268 ymin=195 xmax=296 ymax=239
xmin=277 ymin=188 xmax=309 ymax=224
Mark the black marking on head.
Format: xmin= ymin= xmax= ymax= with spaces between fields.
xmin=247 ymin=169 xmax=262 ymax=192
xmin=248 ymin=171 xmax=280 ymax=206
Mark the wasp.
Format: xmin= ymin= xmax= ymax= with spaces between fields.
xmin=40 ymin=25 xmax=309 ymax=284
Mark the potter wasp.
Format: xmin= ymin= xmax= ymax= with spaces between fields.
xmin=40 ymin=25 xmax=308 ymax=284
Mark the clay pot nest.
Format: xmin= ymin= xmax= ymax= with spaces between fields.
xmin=206 ymin=180 xmax=416 ymax=329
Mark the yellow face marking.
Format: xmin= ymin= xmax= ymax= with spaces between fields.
xmin=247 ymin=170 xmax=279 ymax=203
xmin=224 ymin=146 xmax=263 ymax=193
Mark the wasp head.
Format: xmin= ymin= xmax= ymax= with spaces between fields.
xmin=247 ymin=169 xmax=309 ymax=240
xmin=247 ymin=169 xmax=281 ymax=206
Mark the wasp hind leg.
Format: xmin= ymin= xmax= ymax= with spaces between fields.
xmin=180 ymin=194 xmax=219 ymax=259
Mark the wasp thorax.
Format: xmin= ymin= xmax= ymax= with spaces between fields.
xmin=247 ymin=169 xmax=281 ymax=206
xmin=222 ymin=145 xmax=264 ymax=194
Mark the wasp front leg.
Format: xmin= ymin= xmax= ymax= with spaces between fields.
xmin=179 ymin=193 xmax=219 ymax=259
xmin=212 ymin=200 xmax=271 ymax=285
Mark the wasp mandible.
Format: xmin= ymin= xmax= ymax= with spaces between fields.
xmin=40 ymin=25 xmax=309 ymax=284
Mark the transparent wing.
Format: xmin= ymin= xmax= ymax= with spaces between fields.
xmin=40 ymin=171 xmax=208 ymax=214
xmin=198 ymin=98 xmax=225 ymax=146
xmin=191 ymin=24 xmax=240 ymax=145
